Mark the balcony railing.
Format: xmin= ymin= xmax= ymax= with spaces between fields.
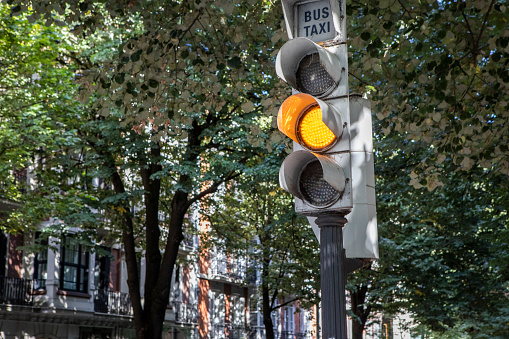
xmin=209 ymin=255 xmax=247 ymax=282
xmin=210 ymin=324 xmax=247 ymax=339
xmin=248 ymin=328 xmax=311 ymax=339
xmin=94 ymin=289 xmax=133 ymax=316
xmin=172 ymin=301 xmax=198 ymax=324
xmin=0 ymin=276 xmax=38 ymax=306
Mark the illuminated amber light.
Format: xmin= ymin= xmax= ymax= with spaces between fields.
xmin=297 ymin=105 xmax=336 ymax=150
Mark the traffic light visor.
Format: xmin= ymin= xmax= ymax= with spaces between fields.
xmin=276 ymin=37 xmax=341 ymax=97
xmin=277 ymin=93 xmax=343 ymax=152
xmin=279 ymin=151 xmax=347 ymax=209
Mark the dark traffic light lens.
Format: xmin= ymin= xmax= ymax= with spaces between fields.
xmin=296 ymin=53 xmax=336 ymax=97
xmin=299 ymin=160 xmax=340 ymax=207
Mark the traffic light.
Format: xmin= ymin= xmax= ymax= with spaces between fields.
xmin=275 ymin=0 xmax=378 ymax=259
xmin=277 ymin=37 xmax=352 ymax=216
xmin=274 ymin=2 xmax=378 ymax=336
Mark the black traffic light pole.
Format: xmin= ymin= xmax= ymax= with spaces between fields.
xmin=316 ymin=212 xmax=349 ymax=339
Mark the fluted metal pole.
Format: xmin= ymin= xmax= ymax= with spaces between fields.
xmin=316 ymin=212 xmax=349 ymax=339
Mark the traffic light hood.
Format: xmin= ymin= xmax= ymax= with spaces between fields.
xmin=279 ymin=150 xmax=347 ymax=208
xmin=276 ymin=37 xmax=342 ymax=97
xmin=277 ymin=93 xmax=344 ymax=152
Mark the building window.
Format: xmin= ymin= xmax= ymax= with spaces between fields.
xmin=94 ymin=247 xmax=110 ymax=291
xmin=284 ymin=305 xmax=295 ymax=333
xmin=33 ymin=235 xmax=48 ymax=290
xmin=34 ymin=232 xmax=48 ymax=290
xmin=60 ymin=237 xmax=89 ymax=293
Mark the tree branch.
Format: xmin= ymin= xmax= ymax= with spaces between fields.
xmin=271 ymin=297 xmax=299 ymax=312
xmin=476 ymin=0 xmax=497 ymax=51
xmin=188 ymin=171 xmax=241 ymax=208
xmin=461 ymin=9 xmax=477 ymax=52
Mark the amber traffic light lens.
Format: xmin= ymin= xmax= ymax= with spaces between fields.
xmin=297 ymin=104 xmax=336 ymax=151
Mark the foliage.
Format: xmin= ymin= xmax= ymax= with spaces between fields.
xmin=348 ymin=120 xmax=509 ymax=337
xmin=204 ymin=151 xmax=320 ymax=337
xmin=0 ymin=4 xmax=81 ymax=226
xmin=344 ymin=0 xmax=509 ymax=336
xmin=348 ymin=0 xmax=509 ymax=188
xmin=6 ymin=0 xmax=287 ymax=338
xmin=10 ymin=0 xmax=290 ymax=149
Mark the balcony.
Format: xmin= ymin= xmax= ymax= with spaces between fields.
xmin=209 ymin=255 xmax=247 ymax=283
xmin=94 ymin=289 xmax=133 ymax=316
xmin=248 ymin=328 xmax=311 ymax=339
xmin=170 ymin=300 xmax=198 ymax=324
xmin=210 ymin=324 xmax=247 ymax=339
xmin=0 ymin=276 xmax=41 ymax=306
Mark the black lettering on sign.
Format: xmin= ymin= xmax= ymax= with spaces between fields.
xmin=313 ymin=9 xmax=321 ymax=20
xmin=305 ymin=11 xmax=311 ymax=22
xmin=319 ymin=22 xmax=328 ymax=34
xmin=305 ymin=22 xmax=330 ymax=37
xmin=322 ymin=6 xmax=329 ymax=18
xmin=302 ymin=6 xmax=332 ymax=37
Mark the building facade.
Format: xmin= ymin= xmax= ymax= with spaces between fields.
xmin=0 ymin=176 xmax=316 ymax=339
xmin=0 ymin=171 xmax=411 ymax=339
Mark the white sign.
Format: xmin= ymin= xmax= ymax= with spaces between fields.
xmin=295 ymin=0 xmax=335 ymax=42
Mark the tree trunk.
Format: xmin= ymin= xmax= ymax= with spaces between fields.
xmin=109 ymin=167 xmax=146 ymax=337
xmin=351 ymin=317 xmax=365 ymax=339
xmin=142 ymin=153 xmax=167 ymax=339
xmin=262 ymin=281 xmax=275 ymax=339
xmin=102 ymin=119 xmax=220 ymax=338
xmin=262 ymin=238 xmax=275 ymax=339
xmin=350 ymin=284 xmax=371 ymax=339
xmin=108 ymin=145 xmax=182 ymax=339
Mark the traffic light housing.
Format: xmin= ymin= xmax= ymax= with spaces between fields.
xmin=275 ymin=0 xmax=378 ymax=259
xmin=276 ymin=22 xmax=378 ymax=258
xmin=276 ymin=37 xmax=351 ymax=215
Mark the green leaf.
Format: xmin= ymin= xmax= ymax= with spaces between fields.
xmin=361 ymin=31 xmax=371 ymax=41
xmin=148 ymin=79 xmax=158 ymax=88
xmin=114 ymin=73 xmax=125 ymax=84
xmin=227 ymin=56 xmax=241 ymax=69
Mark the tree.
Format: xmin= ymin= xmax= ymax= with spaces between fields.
xmin=378 ymin=159 xmax=509 ymax=337
xmin=347 ymin=120 xmax=509 ymax=337
xmin=8 ymin=0 xmax=287 ymax=338
xmin=0 ymin=4 xmax=80 ymax=223
xmin=205 ymin=152 xmax=320 ymax=339
xmin=348 ymin=0 xmax=509 ymax=187
xmin=343 ymin=1 xmax=509 ymax=336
